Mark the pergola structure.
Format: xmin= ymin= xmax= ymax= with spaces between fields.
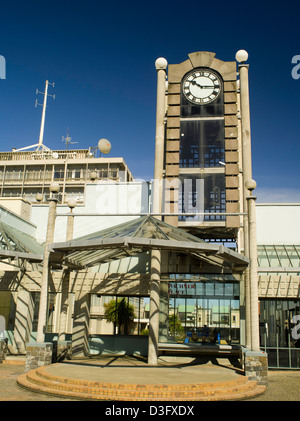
xmin=49 ymin=215 xmax=249 ymax=272
xmin=46 ymin=215 xmax=249 ymax=360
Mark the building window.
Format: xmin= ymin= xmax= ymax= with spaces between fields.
xmin=90 ymin=295 xmax=149 ymax=336
xmin=260 ymin=299 xmax=300 ymax=348
xmin=159 ymin=278 xmax=240 ymax=345
xmin=179 ymin=119 xmax=225 ymax=168
xmin=259 ymin=299 xmax=300 ymax=368
xmin=178 ymin=173 xmax=226 ymax=221
xmin=53 ymin=169 xmax=64 ymax=180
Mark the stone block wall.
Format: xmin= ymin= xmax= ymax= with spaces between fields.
xmin=0 ymin=339 xmax=8 ymax=363
xmin=25 ymin=342 xmax=53 ymax=373
xmin=243 ymin=350 xmax=268 ymax=386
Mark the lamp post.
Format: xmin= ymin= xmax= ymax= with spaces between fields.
xmin=148 ymin=57 xmax=167 ymax=366
xmin=36 ymin=182 xmax=60 ymax=343
xmin=242 ymin=179 xmax=268 ymax=387
xmin=236 ymin=49 xmax=252 ymax=348
xmin=66 ymin=198 xmax=76 ymax=241
xmin=245 ymin=179 xmax=260 ymax=352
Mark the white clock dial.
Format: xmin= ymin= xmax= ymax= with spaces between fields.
xmin=183 ymin=70 xmax=221 ymax=104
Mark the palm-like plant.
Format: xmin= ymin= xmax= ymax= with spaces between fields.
xmin=104 ymin=298 xmax=136 ymax=335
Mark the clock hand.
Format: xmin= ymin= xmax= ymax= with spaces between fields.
xmin=191 ymin=81 xmax=217 ymax=89
xmin=191 ymin=80 xmax=202 ymax=88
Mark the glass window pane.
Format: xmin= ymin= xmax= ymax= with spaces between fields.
xmin=162 ymin=280 xmax=240 ymax=346
xmin=233 ymin=283 xmax=239 ymax=297
xmin=178 ymin=173 xmax=226 ymax=221
xmin=180 ymin=120 xmax=225 ymax=168
xmin=215 ymin=283 xmax=224 ymax=296
xmin=186 ymin=298 xmax=197 ymax=330
xmin=225 ymin=284 xmax=233 ymax=296
xmin=206 ymin=283 xmax=214 ymax=295
xmin=196 ymin=283 xmax=204 ymax=295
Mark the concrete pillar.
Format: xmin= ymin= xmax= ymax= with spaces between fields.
xmin=246 ymin=179 xmax=260 ymax=352
xmin=58 ymin=269 xmax=70 ymax=342
xmin=148 ymin=249 xmax=161 ymax=365
xmin=55 ymin=271 xmax=72 ymax=361
xmin=12 ymin=290 xmax=34 ymax=354
xmin=239 ymin=63 xmax=252 ymax=180
xmin=58 ymin=202 xmax=75 ymax=343
xmin=236 ymin=50 xmax=252 ymax=349
xmin=152 ymin=57 xmax=167 ymax=216
xmin=66 ymin=200 xmax=76 ymax=241
xmin=72 ymin=291 xmax=91 ymax=357
xmin=148 ymin=57 xmax=167 ymax=365
xmin=158 ymin=281 xmax=169 ymax=342
xmin=36 ymin=197 xmax=58 ymax=343
xmin=243 ymin=178 xmax=268 ymax=385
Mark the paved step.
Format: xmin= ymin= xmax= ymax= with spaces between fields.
xmin=17 ymin=365 xmax=266 ymax=401
xmin=35 ymin=364 xmax=248 ymax=391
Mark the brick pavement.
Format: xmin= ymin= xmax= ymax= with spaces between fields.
xmin=0 ymin=362 xmax=71 ymax=401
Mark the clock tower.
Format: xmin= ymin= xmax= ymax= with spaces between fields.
xmin=162 ymin=51 xmax=241 ymax=242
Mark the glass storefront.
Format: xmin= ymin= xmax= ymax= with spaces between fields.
xmin=259 ymin=299 xmax=300 ymax=368
xmin=159 ymin=276 xmax=240 ymax=345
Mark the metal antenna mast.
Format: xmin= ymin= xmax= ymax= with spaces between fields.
xmin=36 ymin=80 xmax=55 ymax=151
xmin=62 ymin=129 xmax=78 ymax=150
xmin=14 ymin=80 xmax=55 ymax=152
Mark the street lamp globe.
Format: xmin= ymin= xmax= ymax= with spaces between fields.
xmin=49 ymin=182 xmax=60 ymax=193
xmin=235 ymin=49 xmax=248 ymax=63
xmin=35 ymin=193 xmax=44 ymax=202
xmin=245 ymin=179 xmax=257 ymax=191
xmin=90 ymin=171 xmax=97 ymax=181
xmin=67 ymin=198 xmax=77 ymax=209
xmin=155 ymin=57 xmax=168 ymax=70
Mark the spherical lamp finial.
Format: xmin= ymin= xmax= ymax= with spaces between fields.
xmin=245 ymin=179 xmax=257 ymax=191
xmin=35 ymin=193 xmax=44 ymax=203
xmin=90 ymin=171 xmax=97 ymax=181
xmin=155 ymin=57 xmax=168 ymax=70
xmin=49 ymin=182 xmax=60 ymax=193
xmin=67 ymin=198 xmax=77 ymax=209
xmin=235 ymin=49 xmax=248 ymax=63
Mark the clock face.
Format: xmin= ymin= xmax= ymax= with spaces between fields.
xmin=182 ymin=70 xmax=221 ymax=105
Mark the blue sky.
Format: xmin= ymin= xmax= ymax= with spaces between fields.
xmin=0 ymin=0 xmax=300 ymax=202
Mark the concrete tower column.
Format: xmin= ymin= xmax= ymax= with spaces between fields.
xmin=26 ymin=184 xmax=59 ymax=372
xmin=245 ymin=179 xmax=260 ymax=352
xmin=36 ymin=183 xmax=60 ymax=343
xmin=236 ymin=50 xmax=252 ymax=349
xmin=58 ymin=198 xmax=76 ymax=343
xmin=243 ymin=179 xmax=268 ymax=386
xmin=148 ymin=57 xmax=167 ymax=365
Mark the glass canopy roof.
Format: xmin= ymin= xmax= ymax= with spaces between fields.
xmin=257 ymin=245 xmax=300 ymax=269
xmin=0 ymin=221 xmax=44 ymax=263
xmin=71 ymin=215 xmax=207 ymax=243
xmin=50 ymin=215 xmax=249 ymax=271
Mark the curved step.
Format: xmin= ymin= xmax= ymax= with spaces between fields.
xmin=35 ymin=364 xmax=248 ymax=391
xmin=17 ymin=366 xmax=266 ymax=401
xmin=24 ymin=369 xmax=260 ymax=398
